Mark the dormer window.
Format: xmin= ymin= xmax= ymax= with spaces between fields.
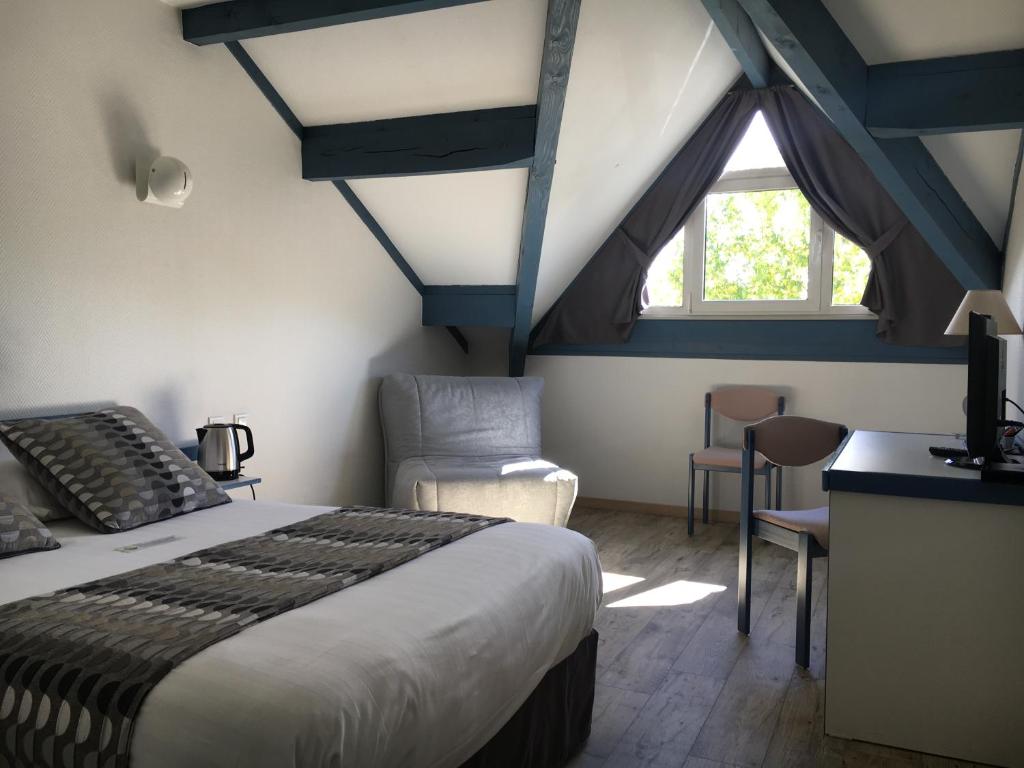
xmin=644 ymin=112 xmax=872 ymax=316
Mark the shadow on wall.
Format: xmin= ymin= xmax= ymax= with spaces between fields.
xmin=0 ymin=401 xmax=116 ymax=421
xmin=100 ymin=89 xmax=157 ymax=189
xmin=319 ymin=327 xmax=468 ymax=507
xmin=147 ymin=384 xmax=190 ymax=442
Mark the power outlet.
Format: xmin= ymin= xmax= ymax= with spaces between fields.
xmin=233 ymin=413 xmax=250 ymax=426
xmin=207 ymin=416 xmax=227 ymax=425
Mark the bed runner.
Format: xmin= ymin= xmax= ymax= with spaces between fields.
xmin=0 ymin=506 xmax=508 ymax=768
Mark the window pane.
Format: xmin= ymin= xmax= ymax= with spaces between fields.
xmin=832 ymin=234 xmax=871 ymax=305
xmin=645 ymin=230 xmax=685 ymax=307
xmin=703 ymin=188 xmax=810 ymax=301
xmin=722 ymin=112 xmax=786 ymax=173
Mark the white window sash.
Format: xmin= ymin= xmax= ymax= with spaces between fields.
xmin=646 ymin=166 xmax=873 ymax=319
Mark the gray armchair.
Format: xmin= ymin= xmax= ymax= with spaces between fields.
xmin=379 ymin=374 xmax=578 ymax=526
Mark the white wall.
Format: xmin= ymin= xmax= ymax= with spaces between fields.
xmin=0 ymin=0 xmax=467 ymax=506
xmin=1003 ymin=166 xmax=1024 ymax=403
xmin=528 ymin=355 xmax=966 ymax=512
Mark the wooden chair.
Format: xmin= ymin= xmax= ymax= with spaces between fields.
xmin=688 ymin=386 xmax=784 ymax=536
xmin=738 ymin=415 xmax=848 ymax=668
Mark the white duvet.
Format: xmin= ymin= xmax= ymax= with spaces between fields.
xmin=0 ymin=501 xmax=602 ymax=768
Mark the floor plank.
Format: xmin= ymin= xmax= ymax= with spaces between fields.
xmin=604 ymin=672 xmax=725 ymax=768
xmin=584 ymin=683 xmax=651 ymax=759
xmin=689 ymin=639 xmax=795 ymax=767
xmin=762 ymin=672 xmax=825 ymax=767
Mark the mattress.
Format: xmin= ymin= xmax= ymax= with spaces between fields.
xmin=0 ymin=500 xmax=602 ymax=768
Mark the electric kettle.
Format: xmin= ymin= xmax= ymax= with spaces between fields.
xmin=196 ymin=423 xmax=254 ymax=480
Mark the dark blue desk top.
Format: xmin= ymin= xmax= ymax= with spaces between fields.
xmin=822 ymin=430 xmax=1024 ymax=506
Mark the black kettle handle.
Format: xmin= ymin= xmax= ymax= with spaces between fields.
xmin=235 ymin=424 xmax=255 ymax=462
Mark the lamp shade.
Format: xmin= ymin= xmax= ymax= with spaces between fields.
xmin=944 ymin=290 xmax=1022 ymax=336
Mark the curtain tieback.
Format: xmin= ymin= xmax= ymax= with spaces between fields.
xmin=614 ymin=227 xmax=651 ymax=269
xmin=867 ymin=219 xmax=907 ymax=254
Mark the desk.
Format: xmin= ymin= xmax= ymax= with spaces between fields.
xmin=823 ymin=431 xmax=1024 ymax=766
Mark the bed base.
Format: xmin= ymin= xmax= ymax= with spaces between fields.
xmin=460 ymin=629 xmax=598 ymax=768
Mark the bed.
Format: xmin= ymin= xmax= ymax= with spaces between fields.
xmin=0 ymin=499 xmax=602 ymax=767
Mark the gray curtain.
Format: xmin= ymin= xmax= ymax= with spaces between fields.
xmin=758 ymin=86 xmax=964 ymax=346
xmin=531 ymin=88 xmax=761 ymax=347
xmin=532 ymin=84 xmax=965 ymax=348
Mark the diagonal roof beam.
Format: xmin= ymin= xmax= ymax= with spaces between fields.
xmin=508 ymin=0 xmax=581 ymax=376
xmin=701 ymin=0 xmax=772 ymax=88
xmin=184 ymin=0 xmax=490 ymax=46
xmin=302 ymin=106 xmax=537 ymax=180
xmin=737 ymin=0 xmax=1002 ymax=289
xmin=866 ymin=49 xmax=1024 ymax=138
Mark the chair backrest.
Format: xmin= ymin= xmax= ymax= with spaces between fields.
xmin=743 ymin=415 xmax=848 ymax=468
xmin=379 ymin=374 xmax=543 ymax=500
xmin=704 ymin=387 xmax=784 ymax=448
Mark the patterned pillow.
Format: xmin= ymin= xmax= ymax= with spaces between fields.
xmin=0 ymin=496 xmax=59 ymax=558
xmin=0 ymin=407 xmax=231 ymax=533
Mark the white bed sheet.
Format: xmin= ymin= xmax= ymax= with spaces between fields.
xmin=0 ymin=500 xmax=602 ymax=768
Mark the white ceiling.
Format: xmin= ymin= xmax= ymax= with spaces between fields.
xmin=923 ymin=131 xmax=1022 ymax=245
xmin=534 ymin=0 xmax=740 ymax=321
xmin=822 ymin=0 xmax=1024 ymax=64
xmin=243 ymin=0 xmax=546 ymax=125
xmin=181 ymin=0 xmax=1023 ymax=324
xmin=765 ymin=1 xmax=1023 ymax=248
xmin=349 ymin=169 xmax=527 ymax=285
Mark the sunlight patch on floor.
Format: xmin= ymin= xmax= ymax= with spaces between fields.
xmin=606 ymin=580 xmax=727 ymax=608
xmin=601 ymin=571 xmax=645 ymax=594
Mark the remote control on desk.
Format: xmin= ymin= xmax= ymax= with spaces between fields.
xmin=929 ymin=445 xmax=968 ymax=459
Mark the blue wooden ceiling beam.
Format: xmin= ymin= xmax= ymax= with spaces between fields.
xmin=422 ymin=286 xmax=517 ymax=328
xmin=302 ymin=106 xmax=537 ymax=180
xmin=866 ymin=49 xmax=1024 ymax=138
xmin=737 ymin=0 xmax=1002 ymax=290
xmin=508 ymin=0 xmax=581 ymax=376
xmin=532 ymin=318 xmax=966 ymax=364
xmin=701 ymin=0 xmax=772 ymax=88
xmin=184 ymin=0 xmax=490 ymax=45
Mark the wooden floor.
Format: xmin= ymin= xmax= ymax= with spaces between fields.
xmin=565 ymin=508 xmax=985 ymax=768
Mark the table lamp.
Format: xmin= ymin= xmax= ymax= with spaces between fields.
xmin=944 ymin=290 xmax=1022 ymax=337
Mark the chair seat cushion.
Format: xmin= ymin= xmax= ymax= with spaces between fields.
xmin=693 ymin=446 xmax=768 ymax=470
xmin=391 ymin=456 xmax=578 ymax=527
xmin=754 ymin=506 xmax=829 ymax=549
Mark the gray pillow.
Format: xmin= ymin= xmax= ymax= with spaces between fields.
xmin=0 ymin=496 xmax=59 ymax=558
xmin=0 ymin=442 xmax=69 ymax=521
xmin=0 ymin=406 xmax=231 ymax=533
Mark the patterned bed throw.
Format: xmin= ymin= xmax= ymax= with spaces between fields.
xmin=0 ymin=506 xmax=508 ymax=768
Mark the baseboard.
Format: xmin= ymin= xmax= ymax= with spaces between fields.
xmin=575 ymin=496 xmax=739 ymax=524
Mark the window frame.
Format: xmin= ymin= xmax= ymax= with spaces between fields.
xmin=643 ymin=167 xmax=874 ymax=320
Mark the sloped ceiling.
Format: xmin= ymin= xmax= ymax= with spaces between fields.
xmin=534 ymin=0 xmax=740 ymax=321
xmin=763 ymin=0 xmax=1023 ymax=249
xmin=169 ymin=0 xmax=1022 ymax=328
xmin=230 ymin=0 xmax=546 ymax=288
xmin=348 ymin=169 xmax=528 ymax=285
xmin=821 ymin=0 xmax=1024 ymax=63
xmin=922 ymin=131 xmax=1021 ymax=245
xmin=241 ymin=1 xmax=546 ymax=124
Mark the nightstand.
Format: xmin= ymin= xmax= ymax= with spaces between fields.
xmin=217 ymin=475 xmax=262 ymax=500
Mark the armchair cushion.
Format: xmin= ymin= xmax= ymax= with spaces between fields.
xmin=379 ymin=374 xmax=543 ymax=504
xmin=392 ymin=456 xmax=577 ymax=527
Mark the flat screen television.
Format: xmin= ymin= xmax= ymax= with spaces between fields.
xmin=965 ymin=311 xmax=1006 ymax=464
